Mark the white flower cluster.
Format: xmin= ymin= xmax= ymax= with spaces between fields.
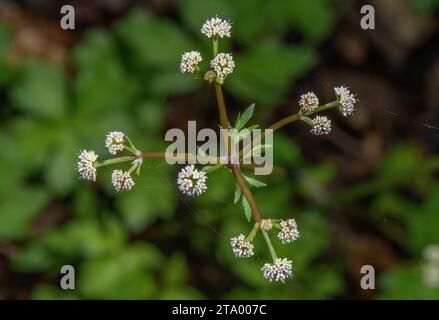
xmin=311 ymin=115 xmax=332 ymax=136
xmin=180 ymin=17 xmax=235 ymax=82
xmin=77 ymin=150 xmax=98 ymax=181
xmin=260 ymin=219 xmax=273 ymax=232
xmin=422 ymin=245 xmax=439 ymax=287
xmin=230 ymin=234 xmax=254 ymax=258
xmin=278 ymin=219 xmax=300 ymax=244
xmin=180 ymin=51 xmax=203 ymax=73
xmin=105 ymin=131 xmax=125 ymax=155
xmin=261 ymin=258 xmax=293 ymax=283
xmin=111 ymin=169 xmax=135 ymax=192
xmin=201 ymin=16 xmax=231 ymax=38
xmin=210 ymin=53 xmax=235 ymax=80
xmin=177 ymin=165 xmax=208 ymax=197
xmin=334 ymin=86 xmax=356 ymax=117
xmin=299 ymin=92 xmax=319 ymax=114
xmin=78 ymin=131 xmax=140 ymax=192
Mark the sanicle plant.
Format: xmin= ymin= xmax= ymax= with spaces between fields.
xmin=76 ymin=16 xmax=357 ymax=283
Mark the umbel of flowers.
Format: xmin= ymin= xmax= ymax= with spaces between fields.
xmin=77 ymin=16 xmax=357 ymax=283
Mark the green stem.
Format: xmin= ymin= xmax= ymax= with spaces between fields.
xmin=215 ymin=83 xmax=230 ymax=130
xmin=124 ymin=145 xmax=140 ymax=155
xmin=262 ymin=230 xmax=278 ymax=262
xmin=305 ymin=101 xmax=339 ymax=116
xmin=232 ymin=166 xmax=262 ymax=222
xmin=214 ymin=83 xmax=233 ymax=157
xmin=269 ymin=113 xmax=301 ymax=132
xmin=245 ymin=223 xmax=260 ymax=242
xmin=128 ymin=162 xmax=139 ymax=174
xmin=141 ymin=152 xmax=219 ymax=164
xmin=239 ymin=113 xmax=301 ymax=160
xmin=212 ymin=80 xmax=263 ymax=224
xmin=213 ymin=37 xmax=219 ymax=56
xmin=95 ymin=156 xmax=137 ymax=168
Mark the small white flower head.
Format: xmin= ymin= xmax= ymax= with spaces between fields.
xmin=177 ymin=164 xmax=208 ymax=197
xmin=310 ymin=115 xmax=331 ymax=136
xmin=211 ymin=53 xmax=235 ymax=80
xmin=204 ymin=70 xmax=216 ymax=83
xmin=260 ymin=219 xmax=273 ymax=232
xmin=111 ymin=169 xmax=135 ymax=192
xmin=424 ymin=245 xmax=439 ymax=262
xmin=105 ymin=131 xmax=125 ymax=155
xmin=201 ymin=16 xmax=231 ymax=38
xmin=261 ymin=258 xmax=293 ymax=283
xmin=230 ymin=234 xmax=254 ymax=258
xmin=334 ymin=86 xmax=357 ymax=116
xmin=422 ymin=264 xmax=439 ymax=287
xmin=77 ymin=150 xmax=98 ymax=181
xmin=299 ymin=92 xmax=319 ymax=114
xmin=278 ymin=219 xmax=299 ymax=244
xmin=180 ymin=51 xmax=203 ymax=74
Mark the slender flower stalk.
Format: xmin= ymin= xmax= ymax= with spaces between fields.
xmin=214 ymin=83 xmax=230 ymax=130
xmin=262 ymin=230 xmax=278 ymax=262
xmin=94 ymin=156 xmax=137 ymax=168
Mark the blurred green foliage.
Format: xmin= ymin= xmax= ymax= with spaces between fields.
xmin=0 ymin=0 xmax=439 ymax=299
xmin=407 ymin=0 xmax=439 ymax=15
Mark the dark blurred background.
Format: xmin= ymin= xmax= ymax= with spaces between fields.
xmin=0 ymin=0 xmax=439 ymax=299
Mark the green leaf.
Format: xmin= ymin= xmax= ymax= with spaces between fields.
xmin=276 ymin=212 xmax=329 ymax=273
xmin=148 ymin=71 xmax=199 ymax=97
xmin=241 ymin=196 xmax=252 ymax=222
xmin=136 ymin=101 xmax=167 ymax=134
xmin=244 ymin=175 xmax=267 ymax=188
xmin=234 ymin=103 xmax=255 ymax=130
xmin=10 ymin=60 xmax=67 ymax=119
xmin=234 ymin=183 xmax=242 ymax=204
xmin=115 ymin=166 xmax=177 ymax=232
xmin=12 ymin=218 xmax=127 ymax=273
xmin=379 ymin=264 xmax=439 ymax=299
xmin=233 ymin=124 xmax=260 ymax=144
xmin=78 ymin=244 xmax=162 ymax=299
xmin=179 ymin=0 xmax=233 ymax=37
xmin=44 ymin=134 xmax=78 ymax=195
xmin=163 ymin=252 xmax=188 ymax=285
xmin=378 ymin=144 xmax=421 ymax=179
xmin=286 ymin=0 xmax=335 ymax=40
xmin=6 ymin=118 xmax=57 ymax=171
xmin=0 ymin=187 xmax=49 ymax=240
xmin=273 ymin=133 xmax=304 ymax=167
xmin=32 ymin=284 xmax=79 ymax=300
xmin=73 ymin=30 xmax=138 ymax=113
xmin=227 ymin=42 xmax=317 ymax=105
xmin=407 ymin=0 xmax=439 ymax=15
xmin=408 ymin=185 xmax=439 ymax=253
xmin=115 ymin=9 xmax=194 ymax=71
